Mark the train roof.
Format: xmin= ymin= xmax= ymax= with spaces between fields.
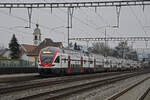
xmin=41 ymin=46 xmax=138 ymax=62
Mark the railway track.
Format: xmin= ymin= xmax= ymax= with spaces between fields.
xmin=0 ymin=73 xmax=40 ymax=83
xmin=107 ymin=74 xmax=150 ymax=100
xmin=17 ymin=71 xmax=150 ymax=100
xmin=139 ymin=86 xmax=150 ymax=100
xmin=0 ymin=72 xmax=127 ymax=95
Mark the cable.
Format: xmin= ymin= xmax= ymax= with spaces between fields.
xmin=80 ymin=8 xmax=117 ymax=38
xmin=129 ymin=6 xmax=149 ymax=48
xmin=129 ymin=7 xmax=147 ymax=36
xmin=57 ymin=8 xmax=99 ymax=39
xmin=0 ymin=28 xmax=31 ymax=45
xmin=0 ymin=26 xmax=32 ymax=37
xmin=0 ymin=9 xmax=66 ymax=35
xmin=88 ymin=8 xmax=109 ymax=26
xmin=0 ymin=1 xmax=111 ymax=42
xmin=39 ymin=8 xmax=66 ymax=23
xmin=79 ymin=8 xmax=99 ymax=28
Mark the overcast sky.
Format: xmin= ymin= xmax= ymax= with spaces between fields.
xmin=0 ymin=0 xmax=150 ymax=49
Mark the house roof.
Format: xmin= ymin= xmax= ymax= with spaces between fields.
xmin=0 ymin=48 xmax=9 ymax=57
xmin=24 ymin=38 xmax=63 ymax=56
xmin=21 ymin=44 xmax=37 ymax=53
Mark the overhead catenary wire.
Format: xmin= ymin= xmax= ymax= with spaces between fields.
xmin=0 ymin=26 xmax=32 ymax=37
xmin=80 ymin=8 xmax=118 ymax=38
xmin=0 ymin=9 xmax=66 ymax=36
xmin=57 ymin=8 xmax=100 ymax=39
xmin=0 ymin=1 xmax=149 ymax=48
xmin=55 ymin=7 xmax=119 ymax=47
xmin=52 ymin=7 xmax=100 ymax=46
xmin=0 ymin=9 xmax=68 ymax=47
xmin=0 ymin=28 xmax=30 ymax=44
xmin=129 ymin=6 xmax=147 ymax=36
xmin=58 ymin=8 xmax=98 ymax=30
xmin=89 ymin=7 xmax=110 ymax=26
xmin=0 ymin=0 xmax=118 ymax=42
xmin=79 ymin=8 xmax=100 ymax=28
xmin=0 ymin=7 xmax=98 ymax=46
xmin=129 ymin=6 xmax=149 ymax=48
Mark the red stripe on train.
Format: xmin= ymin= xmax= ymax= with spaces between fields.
xmin=67 ymin=56 xmax=71 ymax=73
xmin=80 ymin=57 xmax=83 ymax=72
xmin=40 ymin=49 xmax=58 ymax=67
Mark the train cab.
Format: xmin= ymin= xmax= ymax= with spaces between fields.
xmin=38 ymin=47 xmax=62 ymax=75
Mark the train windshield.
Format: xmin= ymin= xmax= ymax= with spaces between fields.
xmin=41 ymin=50 xmax=54 ymax=63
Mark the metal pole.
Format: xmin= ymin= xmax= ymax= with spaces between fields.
xmin=86 ymin=40 xmax=89 ymax=50
xmin=67 ymin=8 xmax=70 ymax=48
xmin=116 ymin=6 xmax=121 ymax=27
xmin=27 ymin=8 xmax=32 ymax=28
xmin=105 ymin=28 xmax=106 ymax=57
xmin=145 ymin=40 xmax=148 ymax=48
xmin=123 ymin=42 xmax=124 ymax=59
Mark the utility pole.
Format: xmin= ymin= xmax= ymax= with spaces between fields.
xmin=145 ymin=40 xmax=148 ymax=48
xmin=67 ymin=8 xmax=70 ymax=48
xmin=122 ymin=42 xmax=125 ymax=59
xmin=104 ymin=28 xmax=107 ymax=57
xmin=67 ymin=8 xmax=74 ymax=48
xmin=86 ymin=40 xmax=89 ymax=50
xmin=122 ymin=41 xmax=127 ymax=59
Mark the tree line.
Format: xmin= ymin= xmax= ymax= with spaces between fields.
xmin=71 ymin=41 xmax=138 ymax=61
xmin=6 ymin=34 xmax=138 ymax=61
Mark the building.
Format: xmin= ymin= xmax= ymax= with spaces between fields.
xmin=21 ymin=38 xmax=63 ymax=62
xmin=20 ymin=44 xmax=37 ymax=61
xmin=28 ymin=38 xmax=63 ymax=56
xmin=0 ymin=48 xmax=11 ymax=59
xmin=1 ymin=24 xmax=63 ymax=62
xmin=33 ymin=24 xmax=41 ymax=46
xmin=20 ymin=24 xmax=63 ymax=62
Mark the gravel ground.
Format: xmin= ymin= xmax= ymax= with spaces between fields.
xmin=0 ymin=73 xmax=39 ymax=78
xmin=115 ymin=78 xmax=150 ymax=100
xmin=144 ymin=89 xmax=150 ymax=100
xmin=63 ymin=73 xmax=150 ymax=100
xmin=0 ymin=73 xmax=129 ymax=100
xmin=0 ymin=73 xmax=39 ymax=87
xmin=0 ymin=76 xmax=104 ymax=100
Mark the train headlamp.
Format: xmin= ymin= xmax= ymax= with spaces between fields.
xmin=43 ymin=51 xmax=51 ymax=54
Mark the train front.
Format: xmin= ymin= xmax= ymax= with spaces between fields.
xmin=38 ymin=47 xmax=59 ymax=75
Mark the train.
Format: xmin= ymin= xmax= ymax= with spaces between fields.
xmin=38 ymin=46 xmax=141 ymax=75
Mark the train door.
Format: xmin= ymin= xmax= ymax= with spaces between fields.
xmin=53 ymin=55 xmax=61 ymax=74
xmin=110 ymin=60 xmax=112 ymax=71
xmin=102 ymin=58 xmax=105 ymax=71
xmin=80 ymin=56 xmax=84 ymax=73
xmin=84 ymin=56 xmax=88 ymax=73
xmin=60 ymin=55 xmax=62 ymax=74
xmin=88 ymin=57 xmax=90 ymax=73
xmin=61 ymin=55 xmax=68 ymax=74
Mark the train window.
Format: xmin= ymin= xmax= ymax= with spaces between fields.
xmin=90 ymin=61 xmax=93 ymax=64
xmin=38 ymin=59 xmax=40 ymax=63
xmin=84 ymin=60 xmax=86 ymax=64
xmin=64 ymin=59 xmax=66 ymax=63
xmin=54 ymin=56 xmax=60 ymax=63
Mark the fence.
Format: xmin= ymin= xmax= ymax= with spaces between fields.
xmin=0 ymin=60 xmax=38 ymax=74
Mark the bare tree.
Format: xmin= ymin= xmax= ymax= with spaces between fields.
xmin=90 ymin=42 xmax=111 ymax=56
xmin=115 ymin=41 xmax=138 ymax=60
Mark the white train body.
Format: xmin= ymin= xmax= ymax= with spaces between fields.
xmin=38 ymin=47 xmax=140 ymax=75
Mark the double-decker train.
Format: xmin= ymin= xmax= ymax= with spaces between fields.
xmin=38 ymin=47 xmax=141 ymax=75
